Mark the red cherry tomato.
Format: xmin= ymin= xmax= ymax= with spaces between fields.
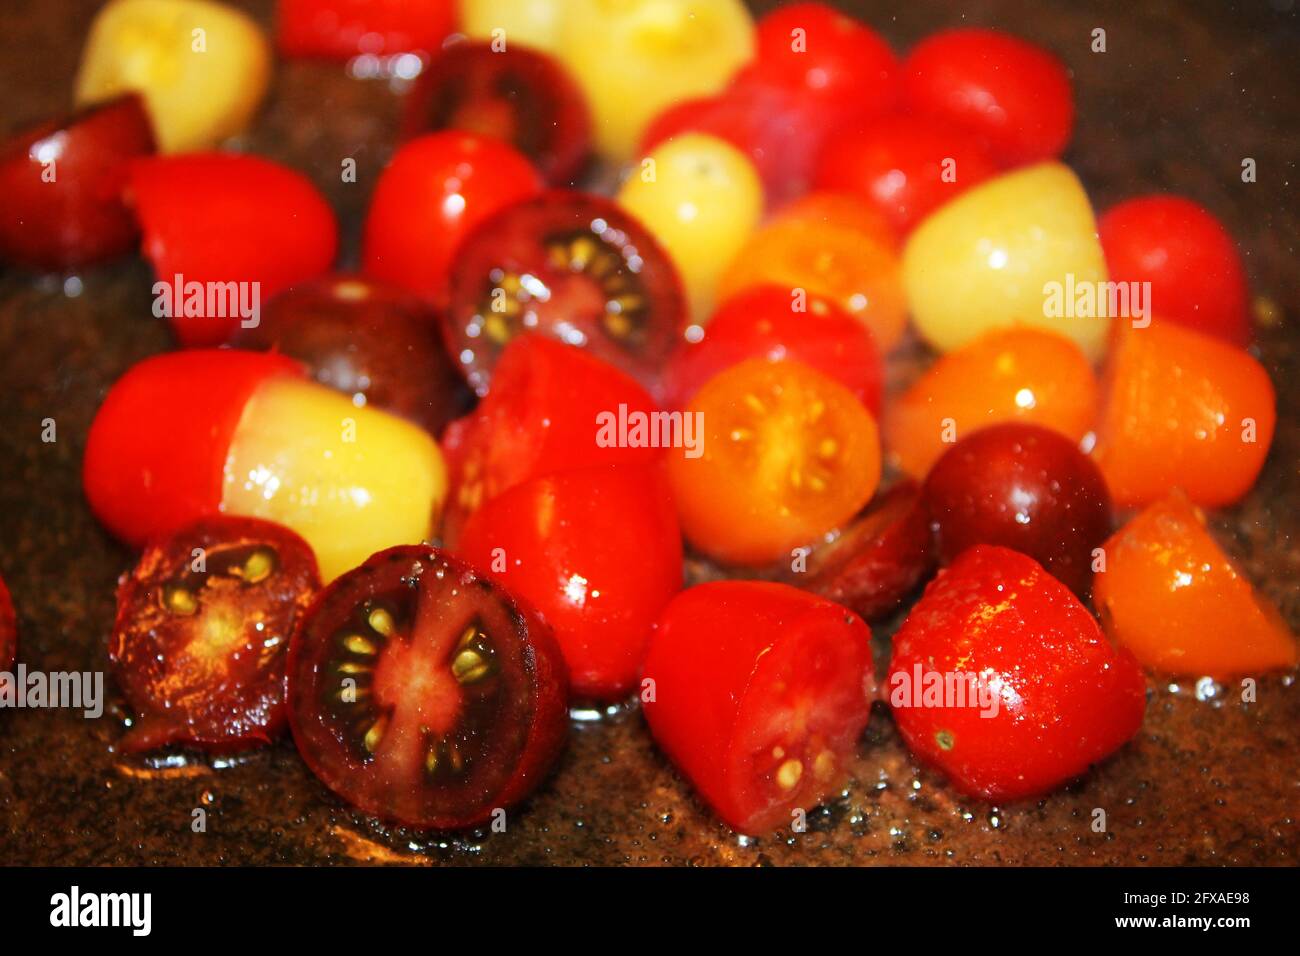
xmin=84 ymin=349 xmax=305 ymax=548
xmin=642 ymin=581 xmax=875 ymax=834
xmin=0 ymin=94 xmax=155 ymax=271
xmin=112 ymin=516 xmax=320 ymax=753
xmin=813 ymin=114 xmax=1000 ymax=235
xmin=402 ymin=41 xmax=591 ymax=186
xmin=661 ymin=285 xmax=882 ymax=413
xmin=902 ymin=28 xmax=1074 ymax=166
xmin=286 ymin=544 xmax=568 ymax=829
xmin=362 ymin=131 xmax=542 ymax=306
xmin=457 ymin=464 xmax=682 ymax=700
xmin=445 ymin=191 xmax=686 ymax=396
xmin=127 ymin=153 xmax=338 ymax=347
xmin=888 ymin=546 xmax=1146 ymax=802
xmin=276 ymin=0 xmax=457 ymax=59
xmin=1098 ymin=195 xmax=1251 ymax=345
xmin=0 ymin=574 xmax=15 ymax=673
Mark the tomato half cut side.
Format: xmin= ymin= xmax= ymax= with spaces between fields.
xmin=287 ymin=545 xmax=568 ymax=829
xmin=445 ymin=191 xmax=686 ymax=396
xmin=111 ymin=516 xmax=321 ymax=753
xmin=0 ymin=574 xmax=15 ymax=673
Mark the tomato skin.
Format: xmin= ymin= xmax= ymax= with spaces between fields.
xmin=642 ymin=581 xmax=874 ymax=834
xmin=888 ymin=546 xmax=1146 ymax=802
xmin=0 ymin=575 xmax=15 ymax=673
xmin=276 ymin=0 xmax=457 ymax=59
xmin=457 ymin=464 xmax=683 ymax=700
xmin=1098 ymin=195 xmax=1251 ymax=345
xmin=0 ymin=95 xmax=155 ymax=271
xmin=84 ymin=350 xmax=304 ymax=549
xmin=902 ymin=28 xmax=1074 ymax=166
xmin=128 ymin=153 xmax=338 ymax=347
xmin=362 ymin=131 xmax=543 ymax=306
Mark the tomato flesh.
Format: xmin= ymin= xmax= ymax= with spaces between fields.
xmin=0 ymin=575 xmax=15 ymax=674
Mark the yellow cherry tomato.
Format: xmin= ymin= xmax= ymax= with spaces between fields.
xmin=556 ymin=0 xmax=755 ymax=160
xmin=618 ymin=132 xmax=763 ymax=323
xmin=460 ymin=0 xmax=564 ymax=54
xmin=75 ymin=0 xmax=272 ymax=153
xmin=901 ymin=163 xmax=1111 ymax=361
xmin=222 ymin=377 xmax=447 ymax=582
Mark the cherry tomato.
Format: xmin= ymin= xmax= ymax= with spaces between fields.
xmin=287 ymin=544 xmax=568 ymax=829
xmin=1098 ymin=195 xmax=1251 ymax=345
xmin=660 ymin=285 xmax=882 ymax=415
xmin=642 ymin=581 xmax=874 ymax=834
xmin=76 ymin=0 xmax=271 ymax=153
xmin=460 ymin=0 xmax=563 ymax=55
xmin=902 ymin=28 xmax=1074 ymax=166
xmin=0 ymin=95 xmax=154 ymax=271
xmin=885 ymin=328 xmax=1098 ymax=479
xmin=445 ymin=191 xmax=686 ymax=396
xmin=401 ymin=41 xmax=591 ymax=186
xmin=230 ymin=275 xmax=470 ymax=435
xmin=111 ymin=516 xmax=320 ymax=753
xmin=457 ymin=464 xmax=682 ymax=700
xmin=276 ymin=0 xmax=457 ymax=59
xmin=720 ymin=190 xmax=906 ymax=351
xmin=1094 ymin=490 xmax=1296 ymax=677
xmin=1093 ymin=322 xmax=1275 ymax=508
xmin=362 ymin=131 xmax=542 ymax=306
xmin=441 ymin=335 xmax=663 ymax=543
xmin=924 ymin=423 xmax=1111 ymax=596
xmin=127 ymin=153 xmax=338 ymax=347
xmin=668 ymin=358 xmax=880 ymax=567
xmin=813 ymin=113 xmax=1000 ymax=235
xmin=888 ymin=546 xmax=1146 ymax=802
xmin=0 ymin=574 xmax=15 ymax=673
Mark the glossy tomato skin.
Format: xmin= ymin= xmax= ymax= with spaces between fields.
xmin=401 ymin=41 xmax=591 ymax=186
xmin=0 ymin=94 xmax=155 ymax=271
xmin=230 ymin=275 xmax=470 ymax=434
xmin=642 ymin=581 xmax=874 ymax=834
xmin=660 ymin=285 xmax=882 ymax=415
xmin=84 ymin=350 xmax=304 ymax=549
xmin=457 ymin=464 xmax=683 ymax=700
xmin=1098 ymin=195 xmax=1251 ymax=345
xmin=902 ymin=28 xmax=1074 ymax=166
xmin=888 ymin=546 xmax=1145 ymax=802
xmin=362 ymin=131 xmax=543 ymax=306
xmin=0 ymin=574 xmax=15 ymax=673
xmin=128 ymin=153 xmax=338 ymax=347
xmin=924 ymin=423 xmax=1111 ymax=596
xmin=277 ymin=0 xmax=457 ymax=59
xmin=286 ymin=544 xmax=568 ymax=830
xmin=112 ymin=516 xmax=320 ymax=753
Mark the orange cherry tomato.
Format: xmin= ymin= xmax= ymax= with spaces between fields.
xmin=668 ymin=358 xmax=880 ymax=567
xmin=885 ymin=328 xmax=1098 ymax=479
xmin=1094 ymin=489 xmax=1296 ymax=677
xmin=719 ymin=190 xmax=906 ymax=351
xmin=1093 ymin=322 xmax=1275 ymax=508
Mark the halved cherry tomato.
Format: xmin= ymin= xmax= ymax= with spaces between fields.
xmin=401 ymin=41 xmax=591 ymax=186
xmin=660 ymin=284 xmax=882 ymax=415
xmin=457 ymin=464 xmax=682 ymax=700
xmin=0 ymin=95 xmax=155 ymax=271
xmin=1098 ymin=195 xmax=1251 ymax=345
xmin=668 ymin=358 xmax=880 ymax=567
xmin=287 ymin=544 xmax=568 ymax=829
xmin=231 ymin=275 xmax=470 ymax=435
xmin=0 ymin=574 xmax=15 ymax=673
xmin=441 ymin=335 xmax=663 ymax=543
xmin=902 ymin=28 xmax=1074 ymax=166
xmin=276 ymin=0 xmax=457 ymax=59
xmin=642 ymin=580 xmax=874 ymax=834
xmin=127 ymin=153 xmax=338 ymax=347
xmin=444 ymin=191 xmax=686 ymax=396
xmin=885 ymin=328 xmax=1098 ymax=479
xmin=888 ymin=546 xmax=1146 ymax=802
xmin=813 ymin=113 xmax=1000 ymax=235
xmin=111 ymin=516 xmax=320 ymax=753
xmin=1094 ymin=490 xmax=1296 ymax=677
xmin=362 ymin=131 xmax=542 ymax=307
xmin=1093 ymin=322 xmax=1275 ymax=508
